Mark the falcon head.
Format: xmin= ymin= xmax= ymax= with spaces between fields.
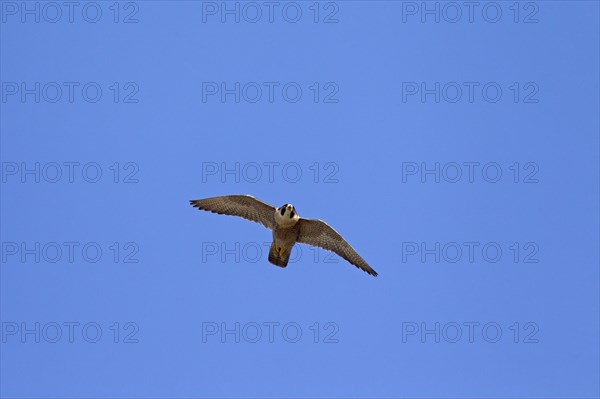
xmin=276 ymin=203 xmax=299 ymax=226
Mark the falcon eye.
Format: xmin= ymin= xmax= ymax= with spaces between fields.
xmin=280 ymin=207 xmax=286 ymax=216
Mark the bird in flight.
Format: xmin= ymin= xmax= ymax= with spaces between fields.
xmin=189 ymin=195 xmax=378 ymax=276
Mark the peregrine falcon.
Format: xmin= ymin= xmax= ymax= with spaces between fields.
xmin=189 ymin=195 xmax=378 ymax=276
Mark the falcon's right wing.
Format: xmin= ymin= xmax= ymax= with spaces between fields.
xmin=190 ymin=195 xmax=277 ymax=230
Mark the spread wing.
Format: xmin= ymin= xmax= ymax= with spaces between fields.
xmin=297 ymin=218 xmax=378 ymax=277
xmin=189 ymin=195 xmax=276 ymax=230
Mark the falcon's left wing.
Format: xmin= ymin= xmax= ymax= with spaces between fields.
xmin=297 ymin=218 xmax=378 ymax=276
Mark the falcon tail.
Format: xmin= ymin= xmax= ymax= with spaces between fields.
xmin=268 ymin=242 xmax=290 ymax=268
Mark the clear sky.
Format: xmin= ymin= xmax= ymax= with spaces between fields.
xmin=1 ymin=1 xmax=599 ymax=398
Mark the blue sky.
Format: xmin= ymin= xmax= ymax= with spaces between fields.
xmin=1 ymin=1 xmax=599 ymax=398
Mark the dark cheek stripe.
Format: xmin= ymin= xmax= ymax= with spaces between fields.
xmin=290 ymin=211 xmax=295 ymax=218
xmin=280 ymin=208 xmax=286 ymax=216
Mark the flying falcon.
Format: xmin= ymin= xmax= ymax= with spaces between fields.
xmin=189 ymin=195 xmax=378 ymax=276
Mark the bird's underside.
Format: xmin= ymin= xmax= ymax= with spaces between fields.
xmin=267 ymin=224 xmax=300 ymax=268
xmin=189 ymin=195 xmax=378 ymax=277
